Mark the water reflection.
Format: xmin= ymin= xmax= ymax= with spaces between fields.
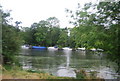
xmin=18 ymin=48 xmax=118 ymax=79
xmin=65 ymin=50 xmax=71 ymax=69
xmin=57 ymin=50 xmax=76 ymax=77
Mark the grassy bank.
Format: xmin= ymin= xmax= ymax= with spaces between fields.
xmin=2 ymin=65 xmax=73 ymax=79
xmin=2 ymin=65 xmax=101 ymax=79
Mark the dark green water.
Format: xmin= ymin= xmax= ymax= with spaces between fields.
xmin=18 ymin=48 xmax=118 ymax=79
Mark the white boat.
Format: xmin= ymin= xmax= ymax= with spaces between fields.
xmin=21 ymin=45 xmax=29 ymax=49
xmin=97 ymin=49 xmax=104 ymax=51
xmin=48 ymin=47 xmax=58 ymax=50
xmin=90 ymin=48 xmax=97 ymax=51
xmin=77 ymin=48 xmax=85 ymax=51
xmin=90 ymin=48 xmax=104 ymax=51
xmin=62 ymin=47 xmax=72 ymax=50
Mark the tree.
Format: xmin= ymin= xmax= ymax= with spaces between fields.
xmin=95 ymin=2 xmax=120 ymax=73
xmin=57 ymin=28 xmax=68 ymax=47
xmin=47 ymin=27 xmax=61 ymax=46
xmin=34 ymin=20 xmax=49 ymax=46
xmin=23 ymin=17 xmax=61 ymax=46
xmin=0 ymin=6 xmax=2 ymax=64
xmin=47 ymin=17 xmax=60 ymax=28
xmin=1 ymin=7 xmax=22 ymax=65
xmin=67 ymin=1 xmax=120 ymax=74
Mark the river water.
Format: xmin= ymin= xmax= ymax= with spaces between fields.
xmin=18 ymin=48 xmax=118 ymax=79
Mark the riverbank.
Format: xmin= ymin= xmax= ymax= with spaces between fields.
xmin=1 ymin=65 xmax=101 ymax=79
xmin=2 ymin=65 xmax=73 ymax=79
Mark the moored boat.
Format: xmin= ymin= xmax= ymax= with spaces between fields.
xmin=48 ymin=47 xmax=58 ymax=50
xmin=77 ymin=48 xmax=85 ymax=51
xmin=32 ymin=46 xmax=47 ymax=49
xmin=21 ymin=45 xmax=29 ymax=49
xmin=97 ymin=48 xmax=104 ymax=51
xmin=90 ymin=48 xmax=96 ymax=51
xmin=90 ymin=48 xmax=104 ymax=51
xmin=62 ymin=47 xmax=72 ymax=50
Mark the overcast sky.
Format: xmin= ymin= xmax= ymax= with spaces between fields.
xmin=1 ymin=0 xmax=97 ymax=28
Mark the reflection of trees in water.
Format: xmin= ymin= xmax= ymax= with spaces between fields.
xmin=31 ymin=56 xmax=66 ymax=69
xmin=57 ymin=50 xmax=76 ymax=77
xmin=63 ymin=50 xmax=72 ymax=68
xmin=18 ymin=56 xmax=33 ymax=69
xmin=70 ymin=50 xmax=104 ymax=69
xmin=70 ymin=59 xmax=101 ymax=69
xmin=19 ymin=49 xmax=119 ymax=78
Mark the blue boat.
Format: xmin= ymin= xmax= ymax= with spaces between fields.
xmin=32 ymin=46 xmax=47 ymax=49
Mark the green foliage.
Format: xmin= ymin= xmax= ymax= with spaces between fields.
xmin=2 ymin=8 xmax=22 ymax=65
xmin=47 ymin=17 xmax=60 ymax=27
xmin=22 ymin=17 xmax=61 ymax=46
xmin=0 ymin=8 xmax=2 ymax=55
xmin=67 ymin=2 xmax=120 ymax=73
xmin=2 ymin=24 xmax=22 ymax=65
xmin=57 ymin=28 xmax=68 ymax=47
xmin=27 ymin=69 xmax=45 ymax=74
xmin=48 ymin=27 xmax=60 ymax=46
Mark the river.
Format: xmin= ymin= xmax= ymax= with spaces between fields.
xmin=18 ymin=48 xmax=118 ymax=79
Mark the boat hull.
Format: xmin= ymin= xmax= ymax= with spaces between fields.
xmin=48 ymin=47 xmax=58 ymax=51
xmin=32 ymin=46 xmax=47 ymax=49
xmin=21 ymin=45 xmax=29 ymax=49
xmin=62 ymin=47 xmax=72 ymax=50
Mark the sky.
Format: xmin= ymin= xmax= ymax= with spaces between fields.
xmin=1 ymin=0 xmax=97 ymax=28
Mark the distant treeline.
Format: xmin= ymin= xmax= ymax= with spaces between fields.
xmin=21 ymin=17 xmax=70 ymax=47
